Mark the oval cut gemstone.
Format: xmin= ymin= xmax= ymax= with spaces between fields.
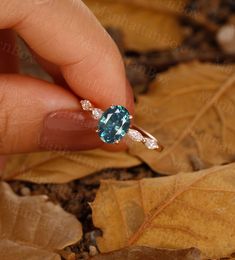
xmin=98 ymin=105 xmax=131 ymax=144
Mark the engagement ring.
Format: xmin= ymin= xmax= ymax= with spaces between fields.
xmin=80 ymin=100 xmax=163 ymax=151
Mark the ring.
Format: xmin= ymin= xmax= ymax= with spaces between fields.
xmin=80 ymin=100 xmax=163 ymax=152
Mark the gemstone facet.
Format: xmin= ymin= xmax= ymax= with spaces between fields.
xmin=98 ymin=105 xmax=131 ymax=144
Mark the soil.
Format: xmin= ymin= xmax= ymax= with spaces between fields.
xmin=7 ymin=0 xmax=235 ymax=259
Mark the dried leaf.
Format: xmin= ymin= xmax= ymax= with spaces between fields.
xmin=90 ymin=246 xmax=201 ymax=260
xmin=129 ymin=62 xmax=235 ymax=174
xmin=108 ymin=0 xmax=218 ymax=33
xmin=2 ymin=150 xmax=140 ymax=183
xmin=0 ymin=182 xmax=82 ymax=260
xmin=0 ymin=240 xmax=60 ymax=260
xmin=92 ymin=163 xmax=235 ymax=258
xmin=104 ymin=0 xmax=188 ymax=14
xmin=84 ymin=0 xmax=185 ymax=51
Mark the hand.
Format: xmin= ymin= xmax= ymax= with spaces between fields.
xmin=0 ymin=0 xmax=134 ymax=154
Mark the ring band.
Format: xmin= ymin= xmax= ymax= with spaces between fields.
xmin=80 ymin=100 xmax=163 ymax=152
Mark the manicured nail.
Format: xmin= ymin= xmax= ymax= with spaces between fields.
xmin=40 ymin=110 xmax=103 ymax=151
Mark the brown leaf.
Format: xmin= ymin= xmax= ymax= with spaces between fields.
xmin=0 ymin=182 xmax=82 ymax=260
xmin=109 ymin=0 xmax=218 ymax=33
xmin=92 ymin=163 xmax=235 ymax=258
xmin=84 ymin=0 xmax=185 ymax=51
xmin=90 ymin=246 xmax=201 ymax=260
xmin=0 ymin=240 xmax=60 ymax=260
xmin=129 ymin=62 xmax=235 ymax=174
xmin=104 ymin=0 xmax=188 ymax=14
xmin=2 ymin=150 xmax=140 ymax=183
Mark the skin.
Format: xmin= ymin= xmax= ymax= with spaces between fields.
xmin=0 ymin=0 xmax=134 ymax=155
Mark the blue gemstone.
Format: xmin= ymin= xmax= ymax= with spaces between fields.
xmin=98 ymin=105 xmax=131 ymax=144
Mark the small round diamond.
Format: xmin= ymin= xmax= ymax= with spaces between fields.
xmin=144 ymin=138 xmax=159 ymax=150
xmin=81 ymin=100 xmax=92 ymax=111
xmin=127 ymin=129 xmax=143 ymax=142
xmin=92 ymin=108 xmax=103 ymax=120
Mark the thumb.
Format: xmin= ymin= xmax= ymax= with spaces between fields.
xmin=0 ymin=74 xmax=103 ymax=154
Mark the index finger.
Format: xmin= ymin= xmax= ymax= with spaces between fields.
xmin=0 ymin=0 xmax=134 ymax=111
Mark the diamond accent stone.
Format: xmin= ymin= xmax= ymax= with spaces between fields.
xmin=144 ymin=138 xmax=159 ymax=150
xmin=92 ymin=108 xmax=103 ymax=120
xmin=81 ymin=100 xmax=92 ymax=111
xmin=127 ymin=129 xmax=143 ymax=142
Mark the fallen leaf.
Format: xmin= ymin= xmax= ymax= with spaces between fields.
xmin=129 ymin=62 xmax=235 ymax=174
xmin=58 ymin=249 xmax=76 ymax=260
xmin=90 ymin=246 xmax=201 ymax=260
xmin=92 ymin=163 xmax=235 ymax=258
xmin=105 ymin=0 xmax=188 ymax=14
xmin=0 ymin=240 xmax=60 ymax=260
xmin=0 ymin=182 xmax=82 ymax=260
xmin=2 ymin=150 xmax=140 ymax=183
xmin=108 ymin=0 xmax=218 ymax=33
xmin=84 ymin=0 xmax=185 ymax=51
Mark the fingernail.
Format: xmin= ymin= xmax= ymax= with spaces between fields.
xmin=40 ymin=110 xmax=103 ymax=151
